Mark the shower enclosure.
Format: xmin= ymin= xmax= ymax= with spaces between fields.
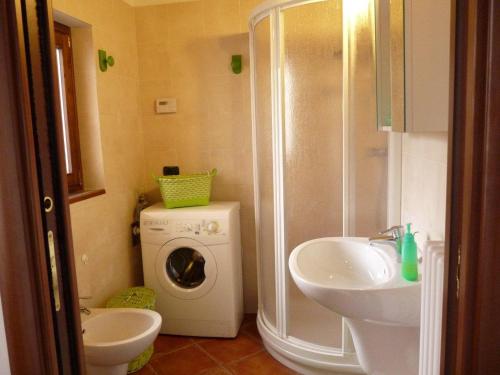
xmin=249 ymin=0 xmax=390 ymax=373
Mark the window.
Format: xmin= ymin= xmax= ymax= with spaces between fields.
xmin=54 ymin=22 xmax=83 ymax=193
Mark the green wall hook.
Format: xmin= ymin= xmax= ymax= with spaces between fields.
xmin=98 ymin=49 xmax=115 ymax=72
xmin=231 ymin=55 xmax=242 ymax=74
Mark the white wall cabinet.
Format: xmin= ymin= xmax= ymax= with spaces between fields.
xmin=405 ymin=0 xmax=452 ymax=132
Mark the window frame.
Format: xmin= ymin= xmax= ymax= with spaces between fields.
xmin=54 ymin=22 xmax=83 ymax=193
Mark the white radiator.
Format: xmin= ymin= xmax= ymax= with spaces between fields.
xmin=419 ymin=241 xmax=445 ymax=375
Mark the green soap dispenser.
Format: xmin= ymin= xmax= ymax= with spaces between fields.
xmin=401 ymin=223 xmax=419 ymax=281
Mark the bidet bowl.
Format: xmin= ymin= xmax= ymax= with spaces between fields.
xmin=289 ymin=237 xmax=421 ymax=326
xmin=82 ymin=308 xmax=161 ymax=369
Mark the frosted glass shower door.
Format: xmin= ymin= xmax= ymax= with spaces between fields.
xmin=282 ymin=0 xmax=344 ymax=348
xmin=253 ymin=17 xmax=276 ymax=327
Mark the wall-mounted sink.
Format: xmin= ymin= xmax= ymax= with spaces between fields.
xmin=289 ymin=237 xmax=421 ymax=375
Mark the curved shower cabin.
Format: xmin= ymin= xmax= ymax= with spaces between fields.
xmin=249 ymin=0 xmax=390 ymax=373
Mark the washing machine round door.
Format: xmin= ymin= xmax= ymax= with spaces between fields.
xmin=155 ymin=238 xmax=217 ymax=300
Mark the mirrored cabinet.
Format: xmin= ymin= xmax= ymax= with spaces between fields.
xmin=375 ymin=0 xmax=452 ymax=133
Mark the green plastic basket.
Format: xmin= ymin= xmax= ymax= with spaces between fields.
xmin=106 ymin=287 xmax=156 ymax=310
xmin=156 ymin=169 xmax=217 ymax=209
xmin=106 ymin=287 xmax=156 ymax=373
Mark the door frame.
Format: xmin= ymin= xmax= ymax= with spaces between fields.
xmin=0 ymin=0 xmax=84 ymax=373
xmin=442 ymin=0 xmax=500 ymax=374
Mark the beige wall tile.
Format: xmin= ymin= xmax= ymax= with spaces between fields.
xmin=138 ymin=43 xmax=170 ymax=83
xmin=239 ymin=0 xmax=263 ymax=32
xmin=135 ymin=5 xmax=170 ymax=44
xmin=203 ymin=0 xmax=240 ymax=36
xmin=401 ymin=132 xmax=448 ymax=248
xmin=166 ymin=1 xmax=205 ymax=42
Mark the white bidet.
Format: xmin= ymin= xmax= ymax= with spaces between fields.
xmin=81 ymin=308 xmax=161 ymax=375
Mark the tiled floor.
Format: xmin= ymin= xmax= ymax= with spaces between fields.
xmin=136 ymin=314 xmax=298 ymax=375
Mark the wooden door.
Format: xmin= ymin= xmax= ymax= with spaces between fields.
xmin=443 ymin=0 xmax=500 ymax=374
xmin=0 ymin=0 xmax=85 ymax=373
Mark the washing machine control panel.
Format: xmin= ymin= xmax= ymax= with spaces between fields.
xmin=175 ymin=219 xmax=226 ymax=237
xmin=141 ymin=212 xmax=231 ymax=245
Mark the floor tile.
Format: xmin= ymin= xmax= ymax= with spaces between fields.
xmin=151 ymin=345 xmax=218 ymax=375
xmin=191 ymin=336 xmax=214 ymax=344
xmin=227 ymin=351 xmax=297 ymax=375
xmin=146 ymin=315 xmax=296 ymax=375
xmin=200 ymin=366 xmax=233 ymax=374
xmin=198 ymin=333 xmax=263 ymax=364
xmin=154 ymin=334 xmax=194 ymax=354
xmin=134 ymin=364 xmax=158 ymax=375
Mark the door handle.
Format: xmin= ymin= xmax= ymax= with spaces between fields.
xmin=47 ymin=230 xmax=61 ymax=311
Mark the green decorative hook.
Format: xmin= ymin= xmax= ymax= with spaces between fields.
xmin=98 ymin=49 xmax=115 ymax=72
xmin=231 ymin=55 xmax=242 ymax=74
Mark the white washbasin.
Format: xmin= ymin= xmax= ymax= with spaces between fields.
xmin=82 ymin=308 xmax=161 ymax=375
xmin=291 ymin=237 xmax=390 ymax=289
xmin=289 ymin=237 xmax=420 ymax=326
xmin=289 ymin=237 xmax=421 ymax=375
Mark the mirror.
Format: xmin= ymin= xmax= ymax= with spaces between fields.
xmin=375 ymin=0 xmax=405 ymax=132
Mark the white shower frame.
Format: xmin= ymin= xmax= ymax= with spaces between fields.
xmin=249 ymin=1 xmax=362 ymax=373
xmin=249 ymin=0 xmax=401 ymax=373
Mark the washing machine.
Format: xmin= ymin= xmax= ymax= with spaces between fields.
xmin=140 ymin=202 xmax=243 ymax=337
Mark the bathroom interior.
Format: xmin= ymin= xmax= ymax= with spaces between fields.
xmin=3 ymin=0 xmax=483 ymax=374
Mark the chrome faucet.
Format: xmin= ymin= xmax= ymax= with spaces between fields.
xmin=369 ymin=225 xmax=404 ymax=260
xmin=79 ymin=295 xmax=92 ymax=315
xmin=80 ymin=305 xmax=91 ymax=315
